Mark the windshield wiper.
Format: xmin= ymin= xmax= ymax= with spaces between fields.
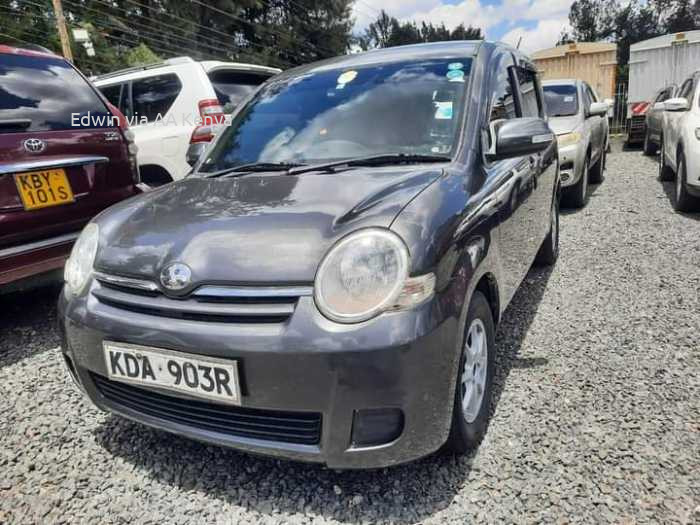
xmin=203 ymin=161 xmax=305 ymax=178
xmin=288 ymin=153 xmax=451 ymax=176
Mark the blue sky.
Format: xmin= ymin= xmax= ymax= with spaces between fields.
xmin=352 ymin=0 xmax=573 ymax=52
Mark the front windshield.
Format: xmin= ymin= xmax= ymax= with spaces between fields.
xmin=543 ymin=84 xmax=579 ymax=117
xmin=198 ymin=58 xmax=472 ymax=173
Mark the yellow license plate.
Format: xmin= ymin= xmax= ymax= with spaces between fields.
xmin=14 ymin=169 xmax=75 ymax=211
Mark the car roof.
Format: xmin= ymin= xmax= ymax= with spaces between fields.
xmin=93 ymin=56 xmax=281 ymax=83
xmin=0 ymin=44 xmax=62 ymax=60
xmin=278 ymin=40 xmax=484 ymax=77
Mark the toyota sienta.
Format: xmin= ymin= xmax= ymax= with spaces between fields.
xmin=59 ymin=41 xmax=560 ymax=469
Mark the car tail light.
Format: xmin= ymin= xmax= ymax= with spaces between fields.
xmin=198 ymin=98 xmax=224 ymax=125
xmin=190 ymin=124 xmax=215 ymax=144
xmin=190 ymin=99 xmax=224 ymax=146
xmin=106 ymin=102 xmax=140 ymax=184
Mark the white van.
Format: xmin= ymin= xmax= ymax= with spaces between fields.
xmin=93 ymin=57 xmax=280 ymax=185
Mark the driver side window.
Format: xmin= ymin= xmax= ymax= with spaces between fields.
xmin=485 ymin=54 xmax=517 ymax=153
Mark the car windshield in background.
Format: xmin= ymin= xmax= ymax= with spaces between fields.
xmin=198 ymin=59 xmax=472 ymax=173
xmin=208 ymin=70 xmax=271 ymax=109
xmin=0 ymin=54 xmax=112 ymax=133
xmin=543 ymin=84 xmax=578 ymax=117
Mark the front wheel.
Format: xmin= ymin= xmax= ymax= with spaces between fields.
xmin=643 ymin=131 xmax=657 ymax=156
xmin=563 ymin=156 xmax=589 ymax=208
xmin=659 ymin=135 xmax=673 ymax=181
xmin=589 ymin=147 xmax=606 ymax=184
xmin=673 ymin=153 xmax=700 ymax=212
xmin=444 ymin=291 xmax=495 ymax=454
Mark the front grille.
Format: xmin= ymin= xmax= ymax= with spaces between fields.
xmin=92 ymin=373 xmax=322 ymax=445
xmin=92 ymin=273 xmax=311 ymax=324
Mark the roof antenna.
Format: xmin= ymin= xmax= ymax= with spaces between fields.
xmin=516 ymin=36 xmax=522 ymax=49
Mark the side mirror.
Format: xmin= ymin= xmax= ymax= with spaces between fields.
xmin=653 ymin=102 xmax=666 ymax=111
xmin=488 ymin=118 xmax=554 ymax=161
xmin=587 ymin=102 xmax=609 ymax=117
xmin=186 ymin=142 xmax=207 ymax=167
xmin=663 ymin=97 xmax=689 ymax=111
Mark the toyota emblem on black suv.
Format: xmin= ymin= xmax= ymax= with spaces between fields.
xmin=23 ymin=138 xmax=46 ymax=153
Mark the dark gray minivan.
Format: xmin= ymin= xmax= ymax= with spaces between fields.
xmin=59 ymin=41 xmax=560 ymax=469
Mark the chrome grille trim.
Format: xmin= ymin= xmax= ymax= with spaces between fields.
xmin=93 ymin=271 xmax=159 ymax=292
xmin=92 ymin=286 xmax=296 ymax=317
xmin=193 ymin=285 xmax=313 ymax=298
xmin=91 ymin=272 xmax=309 ymax=323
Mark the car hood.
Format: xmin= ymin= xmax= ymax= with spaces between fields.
xmin=547 ymin=115 xmax=581 ymax=136
xmin=94 ymin=167 xmax=442 ymax=284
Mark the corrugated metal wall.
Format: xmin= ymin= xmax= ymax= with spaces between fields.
xmin=628 ymin=42 xmax=700 ymax=103
xmin=534 ymin=50 xmax=617 ymax=99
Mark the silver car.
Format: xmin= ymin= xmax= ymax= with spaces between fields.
xmin=543 ymin=80 xmax=610 ymax=208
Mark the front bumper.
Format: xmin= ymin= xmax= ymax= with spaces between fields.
xmin=557 ymin=142 xmax=585 ymax=187
xmin=58 ymin=279 xmax=460 ymax=469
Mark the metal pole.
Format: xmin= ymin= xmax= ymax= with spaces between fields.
xmin=52 ymin=0 xmax=73 ymax=61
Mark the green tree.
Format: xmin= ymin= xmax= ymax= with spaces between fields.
xmin=359 ymin=10 xmax=483 ymax=50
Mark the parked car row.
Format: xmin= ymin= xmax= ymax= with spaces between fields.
xmin=3 ymin=36 xmax=688 ymax=470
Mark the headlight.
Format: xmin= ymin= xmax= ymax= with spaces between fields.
xmin=64 ymin=223 xmax=99 ymax=295
xmin=315 ymin=229 xmax=413 ymax=323
xmin=557 ymin=132 xmax=581 ymax=148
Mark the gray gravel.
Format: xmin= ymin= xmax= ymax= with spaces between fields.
xmin=1 ymin=142 xmax=699 ymax=524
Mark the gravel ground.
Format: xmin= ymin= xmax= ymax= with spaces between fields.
xmin=1 ymin=142 xmax=699 ymax=524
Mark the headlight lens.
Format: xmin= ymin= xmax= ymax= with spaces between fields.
xmin=64 ymin=223 xmax=99 ymax=295
xmin=557 ymin=132 xmax=582 ymax=148
xmin=315 ymin=229 xmax=409 ymax=323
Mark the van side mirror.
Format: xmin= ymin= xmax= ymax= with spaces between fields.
xmin=587 ymin=102 xmax=608 ymax=117
xmin=487 ymin=118 xmax=554 ymax=161
xmin=662 ymin=97 xmax=689 ymax=112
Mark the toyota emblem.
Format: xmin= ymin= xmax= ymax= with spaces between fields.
xmin=23 ymin=138 xmax=46 ymax=153
xmin=160 ymin=263 xmax=192 ymax=291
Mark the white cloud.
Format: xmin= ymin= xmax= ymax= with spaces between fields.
xmin=403 ymin=0 xmax=503 ymax=32
xmin=353 ymin=0 xmax=575 ymax=46
xmin=501 ymin=18 xmax=571 ymax=53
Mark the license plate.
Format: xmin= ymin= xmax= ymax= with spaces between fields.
xmin=102 ymin=342 xmax=241 ymax=405
xmin=14 ymin=169 xmax=74 ymax=210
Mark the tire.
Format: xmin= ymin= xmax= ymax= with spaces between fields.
xmin=643 ymin=131 xmax=657 ymax=156
xmin=563 ymin=155 xmax=589 ymax=208
xmin=673 ymin=153 xmax=700 ymax=213
xmin=444 ymin=291 xmax=495 ymax=454
xmin=659 ymin=135 xmax=673 ymax=181
xmin=535 ymin=195 xmax=559 ymax=266
xmin=589 ymin=147 xmax=606 ymax=184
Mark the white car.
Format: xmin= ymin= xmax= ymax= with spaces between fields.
xmin=657 ymin=71 xmax=700 ymax=212
xmin=542 ymin=79 xmax=610 ymax=208
xmin=94 ymin=57 xmax=280 ymax=185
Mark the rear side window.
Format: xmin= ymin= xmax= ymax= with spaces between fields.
xmin=99 ymin=83 xmax=123 ymax=110
xmin=0 ymin=53 xmax=111 ymax=133
xmin=131 ymin=74 xmax=181 ymax=122
xmin=208 ymin=70 xmax=272 ymax=108
xmin=516 ymin=67 xmax=541 ymax=118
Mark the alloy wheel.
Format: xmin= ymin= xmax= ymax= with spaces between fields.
xmin=461 ymin=318 xmax=488 ymax=423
